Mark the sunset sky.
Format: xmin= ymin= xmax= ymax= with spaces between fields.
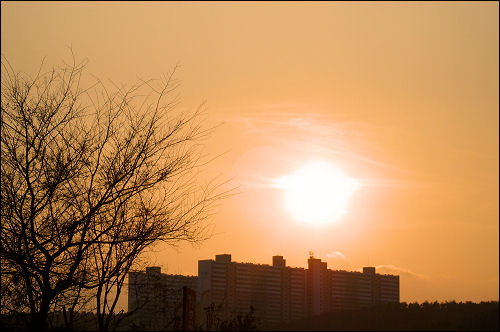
xmin=2 ymin=1 xmax=498 ymax=304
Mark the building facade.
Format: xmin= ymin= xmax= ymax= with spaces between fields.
xmin=198 ymin=254 xmax=288 ymax=327
xmin=307 ymin=256 xmax=332 ymax=316
xmin=128 ymin=267 xmax=198 ymax=330
xmin=198 ymin=254 xmax=399 ymax=328
xmin=128 ymin=256 xmax=399 ymax=329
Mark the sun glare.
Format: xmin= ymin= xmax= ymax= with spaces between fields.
xmin=276 ymin=161 xmax=359 ymax=225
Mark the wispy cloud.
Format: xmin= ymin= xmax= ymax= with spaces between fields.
xmin=225 ymin=105 xmax=416 ymax=180
xmin=226 ymin=108 xmax=375 ymax=146
xmin=221 ymin=103 xmax=431 ymax=198
xmin=325 ymin=251 xmax=347 ymax=260
xmin=375 ymin=264 xmax=429 ymax=281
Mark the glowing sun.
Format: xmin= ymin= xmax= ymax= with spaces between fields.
xmin=276 ymin=161 xmax=359 ymax=224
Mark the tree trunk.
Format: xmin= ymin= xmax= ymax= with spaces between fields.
xmin=31 ymin=301 xmax=49 ymax=331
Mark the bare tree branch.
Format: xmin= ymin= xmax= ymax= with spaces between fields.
xmin=1 ymin=54 xmax=233 ymax=331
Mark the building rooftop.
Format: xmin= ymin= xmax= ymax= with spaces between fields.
xmin=202 ymin=254 xmax=399 ymax=277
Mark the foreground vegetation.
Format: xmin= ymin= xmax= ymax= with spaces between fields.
xmin=2 ymin=301 xmax=498 ymax=331
xmin=1 ymin=55 xmax=227 ymax=331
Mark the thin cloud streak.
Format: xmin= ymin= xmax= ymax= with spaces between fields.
xmin=226 ymin=106 xmax=422 ymax=190
xmin=325 ymin=251 xmax=347 ymax=260
xmin=376 ymin=264 xmax=430 ymax=281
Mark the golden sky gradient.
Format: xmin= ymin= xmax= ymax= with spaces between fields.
xmin=2 ymin=1 xmax=498 ymax=303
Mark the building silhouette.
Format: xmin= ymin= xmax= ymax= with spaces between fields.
xmin=128 ymin=267 xmax=197 ymax=330
xmin=128 ymin=254 xmax=399 ymax=329
xmin=198 ymin=254 xmax=308 ymax=327
xmin=198 ymin=254 xmax=399 ymax=328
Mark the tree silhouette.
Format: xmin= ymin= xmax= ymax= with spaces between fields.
xmin=272 ymin=301 xmax=499 ymax=331
xmin=1 ymin=53 xmax=229 ymax=331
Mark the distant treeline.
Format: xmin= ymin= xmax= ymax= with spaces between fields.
xmin=1 ymin=301 xmax=498 ymax=331
xmin=271 ymin=301 xmax=499 ymax=331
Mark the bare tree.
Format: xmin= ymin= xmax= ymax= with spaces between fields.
xmin=0 ymin=54 xmax=229 ymax=330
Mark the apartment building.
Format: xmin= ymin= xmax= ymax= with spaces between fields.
xmin=307 ymin=256 xmax=332 ymax=315
xmin=128 ymin=267 xmax=198 ymax=330
xmin=198 ymin=254 xmax=399 ymax=328
xmin=198 ymin=254 xmax=309 ymax=327
xmin=128 ymin=255 xmax=399 ymax=329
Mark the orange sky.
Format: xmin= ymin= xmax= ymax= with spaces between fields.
xmin=2 ymin=1 xmax=498 ymax=303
